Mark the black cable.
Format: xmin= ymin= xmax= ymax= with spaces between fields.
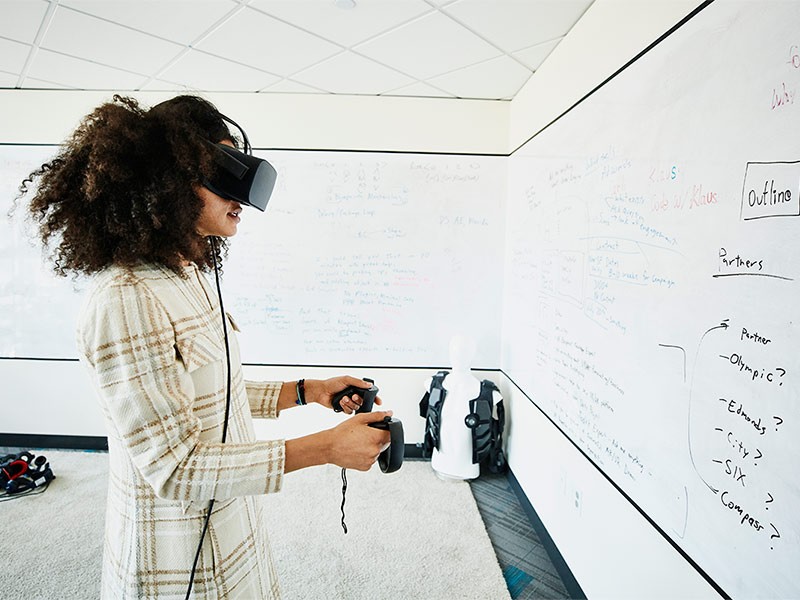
xmin=185 ymin=498 xmax=215 ymax=599
xmin=340 ymin=468 xmax=348 ymax=534
xmin=0 ymin=481 xmax=52 ymax=502
xmin=186 ymin=236 xmax=233 ymax=599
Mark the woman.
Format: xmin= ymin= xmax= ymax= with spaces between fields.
xmin=18 ymin=94 xmax=391 ymax=599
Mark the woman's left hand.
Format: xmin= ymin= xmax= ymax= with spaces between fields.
xmin=307 ymin=376 xmax=382 ymax=414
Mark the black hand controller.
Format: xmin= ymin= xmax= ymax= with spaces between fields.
xmin=368 ymin=416 xmax=404 ymax=473
xmin=331 ymin=378 xmax=378 ymax=413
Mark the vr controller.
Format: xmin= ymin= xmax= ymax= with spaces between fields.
xmin=368 ymin=416 xmax=404 ymax=474
xmin=331 ymin=378 xmax=379 ymax=413
xmin=332 ymin=378 xmax=404 ymax=473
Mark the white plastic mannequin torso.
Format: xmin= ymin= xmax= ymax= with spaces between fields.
xmin=427 ymin=335 xmax=481 ymax=481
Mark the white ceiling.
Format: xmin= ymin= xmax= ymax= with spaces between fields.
xmin=0 ymin=0 xmax=593 ymax=101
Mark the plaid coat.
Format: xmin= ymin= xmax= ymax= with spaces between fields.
xmin=78 ymin=263 xmax=285 ymax=599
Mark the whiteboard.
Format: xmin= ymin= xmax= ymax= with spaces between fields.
xmin=226 ymin=150 xmax=505 ymax=366
xmin=0 ymin=146 xmax=505 ymax=367
xmin=502 ymin=1 xmax=799 ymax=598
xmin=0 ymin=145 xmax=86 ymax=359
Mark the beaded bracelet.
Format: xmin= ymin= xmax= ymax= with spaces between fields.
xmin=295 ymin=379 xmax=306 ymax=406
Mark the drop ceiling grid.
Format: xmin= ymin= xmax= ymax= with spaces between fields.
xmin=0 ymin=0 xmax=594 ymax=100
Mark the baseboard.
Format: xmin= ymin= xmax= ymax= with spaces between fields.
xmin=405 ymin=443 xmax=424 ymax=459
xmin=507 ymin=468 xmax=586 ymax=600
xmin=0 ymin=432 xmax=108 ymax=451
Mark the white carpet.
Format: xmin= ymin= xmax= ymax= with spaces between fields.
xmin=0 ymin=450 xmax=510 ymax=599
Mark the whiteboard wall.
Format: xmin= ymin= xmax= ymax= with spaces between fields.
xmin=0 ymin=145 xmax=87 ymax=359
xmin=0 ymin=146 xmax=505 ymax=368
xmin=226 ymin=150 xmax=505 ymax=367
xmin=502 ymin=1 xmax=799 ymax=598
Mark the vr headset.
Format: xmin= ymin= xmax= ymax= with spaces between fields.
xmin=204 ymin=143 xmax=277 ymax=212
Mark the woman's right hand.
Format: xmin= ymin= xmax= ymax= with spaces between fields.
xmin=327 ymin=411 xmax=392 ymax=471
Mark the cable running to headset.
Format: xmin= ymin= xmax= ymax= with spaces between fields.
xmin=185 ymin=236 xmax=232 ymax=600
xmin=186 ymin=115 xmax=260 ymax=600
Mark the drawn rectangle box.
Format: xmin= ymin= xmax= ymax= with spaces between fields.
xmin=740 ymin=161 xmax=800 ymax=221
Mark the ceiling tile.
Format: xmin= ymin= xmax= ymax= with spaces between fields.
xmin=354 ymin=10 xmax=501 ymax=80
xmin=0 ymin=0 xmax=49 ymax=44
xmin=41 ymin=6 xmax=184 ymax=75
xmin=248 ymin=0 xmax=432 ymax=48
xmin=0 ymin=71 xmax=20 ymax=87
xmin=19 ymin=75 xmax=75 ymax=89
xmin=262 ymin=79 xmax=326 ymax=94
xmin=196 ymin=6 xmax=340 ymax=78
xmin=138 ymin=78 xmax=184 ymax=92
xmin=382 ymin=80 xmax=453 ymax=99
xmin=59 ymin=0 xmax=239 ymax=46
xmin=292 ymin=50 xmax=415 ymax=95
xmin=428 ymin=54 xmax=530 ymax=99
xmin=0 ymin=37 xmax=31 ymax=73
xmin=443 ymin=0 xmax=593 ymax=53
xmin=25 ymin=48 xmax=148 ymax=90
xmin=158 ymin=49 xmax=281 ymax=93
xmin=513 ymin=38 xmax=560 ymax=71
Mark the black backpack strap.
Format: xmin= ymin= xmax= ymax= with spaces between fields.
xmin=420 ymin=371 xmax=448 ymax=458
xmin=419 ymin=391 xmax=430 ymax=419
xmin=465 ymin=380 xmax=497 ymax=464
xmin=464 ymin=380 xmax=507 ymax=472
xmin=489 ymin=398 xmax=507 ymax=474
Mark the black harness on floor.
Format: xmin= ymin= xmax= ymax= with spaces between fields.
xmin=0 ymin=451 xmax=55 ymax=501
xmin=419 ymin=371 xmax=507 ymax=474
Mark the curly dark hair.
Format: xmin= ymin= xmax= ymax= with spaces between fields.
xmin=16 ymin=94 xmax=242 ymax=276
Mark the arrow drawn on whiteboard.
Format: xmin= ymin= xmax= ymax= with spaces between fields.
xmin=658 ymin=343 xmax=687 ymax=382
xmin=687 ymin=319 xmax=731 ymax=495
xmin=701 ymin=319 xmax=730 ymax=340
xmin=680 ymin=486 xmax=688 ymax=538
